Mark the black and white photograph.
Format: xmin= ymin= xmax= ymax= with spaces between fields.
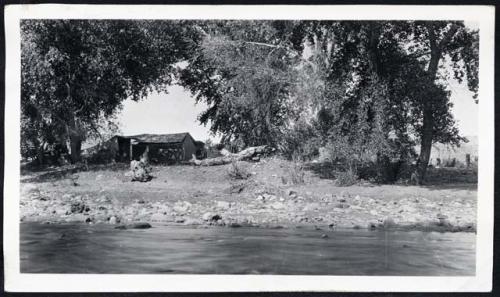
xmin=3 ymin=4 xmax=495 ymax=292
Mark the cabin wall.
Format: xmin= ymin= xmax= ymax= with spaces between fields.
xmin=114 ymin=133 xmax=198 ymax=164
xmin=149 ymin=143 xmax=184 ymax=164
xmin=182 ymin=135 xmax=197 ymax=161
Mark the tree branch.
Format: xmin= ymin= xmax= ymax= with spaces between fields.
xmin=243 ymin=41 xmax=282 ymax=49
xmin=438 ymin=24 xmax=459 ymax=50
xmin=409 ymin=51 xmax=431 ymax=59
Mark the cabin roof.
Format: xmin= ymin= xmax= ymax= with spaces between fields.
xmin=119 ymin=133 xmax=192 ymax=144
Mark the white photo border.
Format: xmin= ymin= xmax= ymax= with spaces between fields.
xmin=3 ymin=4 xmax=495 ymax=292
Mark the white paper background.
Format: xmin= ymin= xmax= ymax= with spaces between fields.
xmin=3 ymin=4 xmax=495 ymax=292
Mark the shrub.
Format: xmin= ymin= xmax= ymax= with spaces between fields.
xmin=227 ymin=160 xmax=250 ymax=180
xmin=279 ymin=122 xmax=320 ymax=161
xmin=288 ymin=161 xmax=305 ymax=185
xmin=335 ymin=167 xmax=359 ymax=186
xmin=84 ymin=147 xmax=116 ymax=165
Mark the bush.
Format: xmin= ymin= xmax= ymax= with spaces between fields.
xmin=227 ymin=160 xmax=250 ymax=180
xmin=288 ymin=161 xmax=305 ymax=185
xmin=335 ymin=167 xmax=359 ymax=186
xmin=279 ymin=122 xmax=320 ymax=161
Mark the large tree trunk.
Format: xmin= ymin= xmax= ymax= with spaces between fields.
xmin=416 ymin=109 xmax=434 ymax=184
xmin=65 ymin=80 xmax=84 ymax=164
xmin=36 ymin=145 xmax=45 ymax=166
xmin=67 ymin=115 xmax=83 ymax=164
xmin=69 ymin=134 xmax=82 ymax=163
xmin=415 ymin=23 xmax=456 ymax=184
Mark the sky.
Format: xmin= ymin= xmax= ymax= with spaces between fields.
xmin=116 ymin=81 xmax=478 ymax=143
xmin=116 ymin=85 xmax=218 ymax=142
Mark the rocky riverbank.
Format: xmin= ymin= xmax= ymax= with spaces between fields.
xmin=20 ymin=159 xmax=477 ymax=233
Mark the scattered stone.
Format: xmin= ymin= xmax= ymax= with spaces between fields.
xmin=216 ymin=201 xmax=231 ymax=210
xmin=129 ymin=222 xmax=152 ymax=229
xmin=270 ymin=202 xmax=285 ymax=210
xmin=211 ymin=214 xmax=222 ymax=221
xmin=62 ymin=194 xmax=73 ymax=200
xmin=184 ymin=218 xmax=202 ymax=225
xmin=65 ymin=214 xmax=87 ymax=223
xmin=54 ymin=208 xmax=68 ymax=216
xmin=202 ymin=212 xmax=214 ymax=221
xmin=321 ymin=234 xmax=328 ymax=239
xmin=70 ymin=201 xmax=86 ymax=214
xmin=97 ymin=195 xmax=111 ymax=203
xmin=437 ymin=213 xmax=450 ymax=226
xmin=399 ymin=205 xmax=416 ymax=213
xmin=174 ymin=217 xmax=186 ymax=223
xmin=303 ymin=203 xmax=320 ymax=211
xmin=263 ymin=193 xmax=276 ymax=201
xmin=369 ymin=210 xmax=378 ymax=216
xmin=108 ymin=216 xmax=118 ymax=224
xmin=229 ymin=183 xmax=246 ymax=194
xmin=151 ymin=213 xmax=173 ymax=222
xmin=173 ymin=201 xmax=191 ymax=213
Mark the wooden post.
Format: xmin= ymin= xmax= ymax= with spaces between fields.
xmin=465 ymin=154 xmax=471 ymax=168
xmin=129 ymin=142 xmax=133 ymax=161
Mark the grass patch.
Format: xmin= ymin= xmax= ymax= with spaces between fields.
xmin=335 ymin=167 xmax=359 ymax=186
xmin=227 ymin=160 xmax=251 ymax=180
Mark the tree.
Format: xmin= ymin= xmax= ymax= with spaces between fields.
xmin=286 ymin=21 xmax=477 ymax=183
xmin=288 ymin=22 xmax=418 ymax=180
xmin=21 ymin=20 xmax=194 ymax=163
xmin=177 ymin=20 xmax=302 ymax=148
xmin=399 ymin=21 xmax=478 ymax=182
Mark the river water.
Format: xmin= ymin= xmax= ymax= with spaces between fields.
xmin=20 ymin=223 xmax=475 ymax=275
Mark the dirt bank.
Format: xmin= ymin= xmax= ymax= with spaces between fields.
xmin=20 ymin=158 xmax=477 ymax=232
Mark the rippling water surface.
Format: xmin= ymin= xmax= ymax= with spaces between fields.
xmin=20 ymin=223 xmax=475 ymax=275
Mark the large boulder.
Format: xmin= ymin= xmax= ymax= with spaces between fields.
xmin=130 ymin=159 xmax=152 ymax=182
